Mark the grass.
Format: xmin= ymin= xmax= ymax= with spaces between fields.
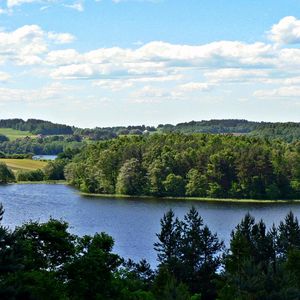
xmin=0 ymin=159 xmax=47 ymax=172
xmin=0 ymin=128 xmax=34 ymax=141
xmin=79 ymin=192 xmax=300 ymax=204
xmin=16 ymin=180 xmax=66 ymax=184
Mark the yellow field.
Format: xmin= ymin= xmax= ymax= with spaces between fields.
xmin=0 ymin=159 xmax=47 ymax=172
xmin=0 ymin=128 xmax=34 ymax=141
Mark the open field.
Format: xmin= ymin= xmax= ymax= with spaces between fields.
xmin=0 ymin=159 xmax=47 ymax=172
xmin=0 ymin=128 xmax=34 ymax=141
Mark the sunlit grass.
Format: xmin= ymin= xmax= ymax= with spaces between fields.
xmin=0 ymin=128 xmax=34 ymax=141
xmin=0 ymin=159 xmax=47 ymax=172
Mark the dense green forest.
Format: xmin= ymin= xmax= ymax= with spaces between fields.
xmin=0 ymin=135 xmax=83 ymax=155
xmin=0 ymin=118 xmax=299 ymax=147
xmin=0 ymin=119 xmax=299 ymax=155
xmin=1 ymin=205 xmax=300 ymax=299
xmin=65 ymin=133 xmax=300 ymax=200
xmin=158 ymin=119 xmax=257 ymax=134
xmin=158 ymin=120 xmax=300 ymax=142
xmin=251 ymin=122 xmax=300 ymax=143
xmin=0 ymin=119 xmax=74 ymax=135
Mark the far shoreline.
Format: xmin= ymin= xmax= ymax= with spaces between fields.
xmin=5 ymin=182 xmax=300 ymax=204
xmin=79 ymin=191 xmax=300 ymax=204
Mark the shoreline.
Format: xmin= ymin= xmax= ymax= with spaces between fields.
xmin=79 ymin=192 xmax=300 ymax=204
xmin=12 ymin=180 xmax=67 ymax=185
xmin=6 ymin=182 xmax=300 ymax=204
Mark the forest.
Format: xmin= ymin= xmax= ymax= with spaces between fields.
xmin=0 ymin=135 xmax=83 ymax=155
xmin=157 ymin=120 xmax=300 ymax=142
xmin=1 ymin=204 xmax=300 ymax=299
xmin=65 ymin=133 xmax=300 ymax=200
xmin=0 ymin=119 xmax=74 ymax=135
xmin=0 ymin=118 xmax=299 ymax=148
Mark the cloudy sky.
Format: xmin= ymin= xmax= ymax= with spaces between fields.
xmin=0 ymin=0 xmax=299 ymax=127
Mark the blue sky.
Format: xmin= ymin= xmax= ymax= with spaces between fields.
xmin=0 ymin=0 xmax=299 ymax=127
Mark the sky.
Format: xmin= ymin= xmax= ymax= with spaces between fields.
xmin=0 ymin=0 xmax=300 ymax=127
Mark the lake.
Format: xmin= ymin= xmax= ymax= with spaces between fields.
xmin=32 ymin=155 xmax=58 ymax=160
xmin=1 ymin=184 xmax=300 ymax=266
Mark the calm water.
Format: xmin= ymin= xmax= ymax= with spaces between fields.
xmin=1 ymin=184 xmax=300 ymax=266
xmin=32 ymin=155 xmax=58 ymax=160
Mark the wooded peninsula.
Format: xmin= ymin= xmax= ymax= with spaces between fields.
xmin=0 ymin=118 xmax=299 ymax=201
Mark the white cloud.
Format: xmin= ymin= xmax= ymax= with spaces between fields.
xmin=6 ymin=0 xmax=85 ymax=11
xmin=0 ymin=72 xmax=11 ymax=82
xmin=269 ymin=16 xmax=300 ymax=45
xmin=131 ymin=86 xmax=180 ymax=103
xmin=46 ymin=40 xmax=276 ymax=82
xmin=6 ymin=0 xmax=37 ymax=8
xmin=93 ymin=80 xmax=133 ymax=91
xmin=204 ymin=68 xmax=269 ymax=83
xmin=254 ymin=86 xmax=300 ymax=98
xmin=63 ymin=1 xmax=84 ymax=12
xmin=179 ymin=82 xmax=212 ymax=92
xmin=0 ymin=24 xmax=46 ymax=65
xmin=0 ymin=8 xmax=8 ymax=14
xmin=4 ymin=18 xmax=300 ymax=106
xmin=48 ymin=32 xmax=75 ymax=44
xmin=0 ymin=82 xmax=76 ymax=103
xmin=0 ymin=25 xmax=77 ymax=65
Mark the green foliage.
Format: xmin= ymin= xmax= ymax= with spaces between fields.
xmin=155 ymin=208 xmax=223 ymax=300
xmin=0 ymin=163 xmax=15 ymax=183
xmin=152 ymin=267 xmax=190 ymax=300
xmin=67 ymin=133 xmax=300 ymax=200
xmin=0 ymin=134 xmax=9 ymax=143
xmin=43 ymin=160 xmax=66 ymax=180
xmin=14 ymin=219 xmax=76 ymax=271
xmin=185 ymin=169 xmax=207 ymax=197
xmin=219 ymin=212 xmax=300 ymax=299
xmin=16 ymin=169 xmax=44 ymax=181
xmin=154 ymin=210 xmax=182 ymax=268
xmin=163 ymin=173 xmax=185 ymax=196
xmin=158 ymin=119 xmax=300 ymax=142
xmin=65 ymin=233 xmax=122 ymax=300
xmin=0 ymin=118 xmax=73 ymax=135
xmin=0 ymin=134 xmax=83 ymax=155
xmin=116 ymin=158 xmax=146 ymax=195
xmin=1 ymin=204 xmax=300 ymax=299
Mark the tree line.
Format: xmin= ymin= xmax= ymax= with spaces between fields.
xmin=65 ymin=133 xmax=300 ymax=200
xmin=0 ymin=135 xmax=83 ymax=155
xmin=0 ymin=119 xmax=73 ymax=135
xmin=0 ymin=160 xmax=66 ymax=183
xmin=1 ymin=118 xmax=299 ymax=146
xmin=1 ymin=205 xmax=300 ymax=299
xmin=158 ymin=120 xmax=300 ymax=142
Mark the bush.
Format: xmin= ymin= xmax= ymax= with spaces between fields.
xmin=17 ymin=169 xmax=44 ymax=182
xmin=0 ymin=134 xmax=9 ymax=143
xmin=0 ymin=163 xmax=15 ymax=183
xmin=43 ymin=160 xmax=66 ymax=180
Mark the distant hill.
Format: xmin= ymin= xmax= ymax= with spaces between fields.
xmin=158 ymin=119 xmax=300 ymax=142
xmin=0 ymin=119 xmax=74 ymax=135
xmin=158 ymin=119 xmax=257 ymax=134
xmin=0 ymin=118 xmax=299 ymax=143
xmin=0 ymin=128 xmax=34 ymax=141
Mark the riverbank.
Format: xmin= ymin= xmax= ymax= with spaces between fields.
xmin=79 ymin=192 xmax=300 ymax=204
xmin=14 ymin=180 xmax=67 ymax=185
xmin=6 ymin=181 xmax=300 ymax=203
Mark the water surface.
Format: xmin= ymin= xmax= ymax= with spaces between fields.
xmin=32 ymin=155 xmax=58 ymax=160
xmin=0 ymin=184 xmax=299 ymax=266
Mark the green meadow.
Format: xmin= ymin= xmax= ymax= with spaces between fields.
xmin=0 ymin=128 xmax=34 ymax=141
xmin=0 ymin=159 xmax=47 ymax=173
